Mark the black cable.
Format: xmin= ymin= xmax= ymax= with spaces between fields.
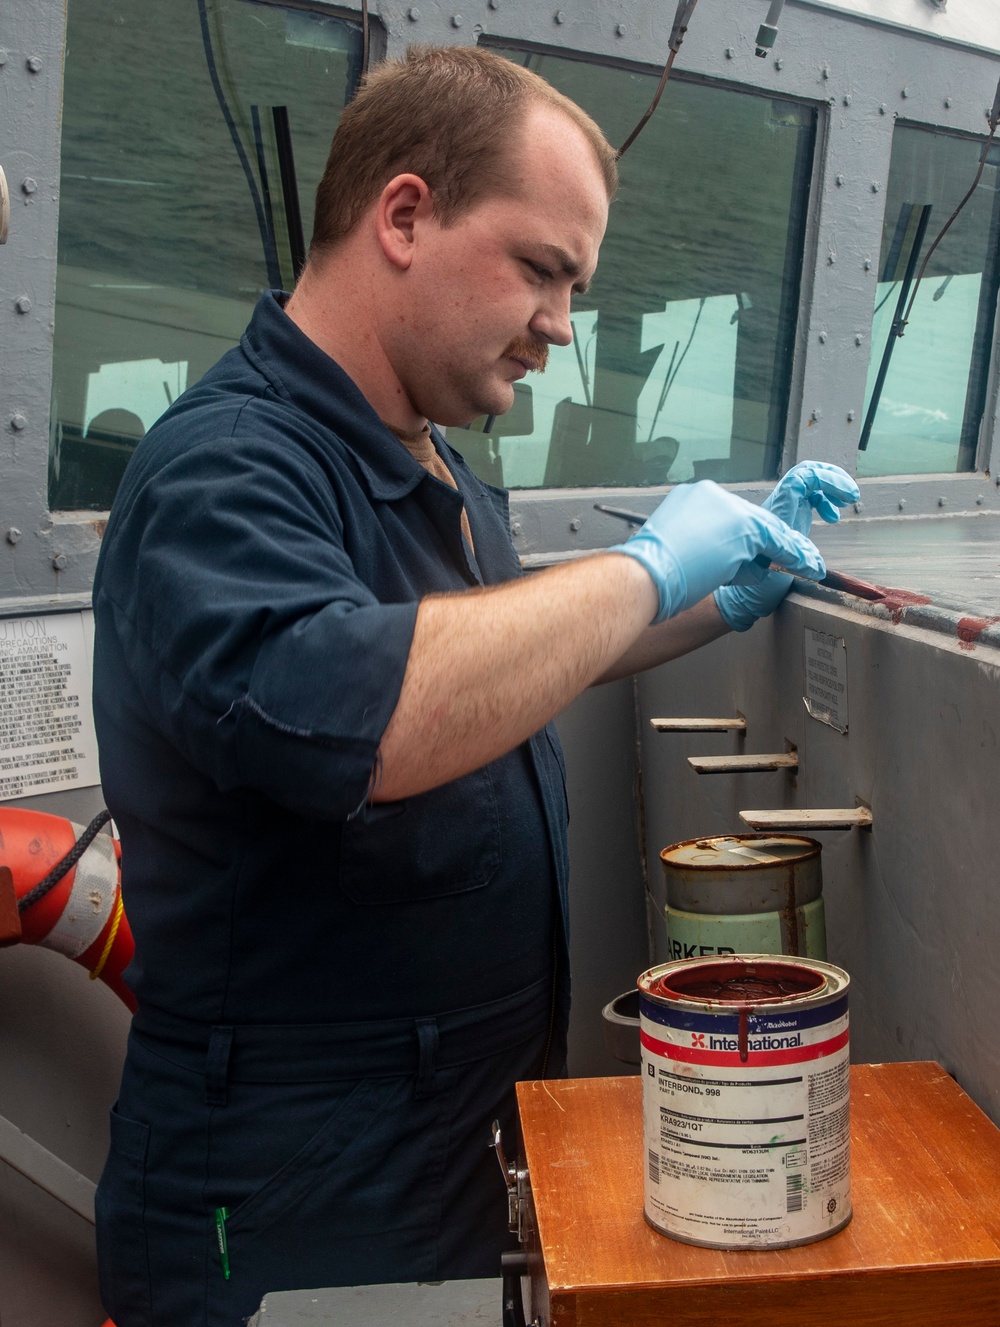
xmin=618 ymin=48 xmax=678 ymax=159
xmin=899 ymin=115 xmax=1000 ymax=334
xmin=361 ymin=0 xmax=370 ymax=80
xmin=617 ymin=0 xmax=699 ymax=158
xmin=16 ymin=810 xmax=113 ymax=915
xmin=272 ymin=106 xmax=307 ymax=283
xmin=196 ymin=0 xmax=277 ymax=288
xmin=251 ymin=104 xmax=283 ymax=288
xmin=858 ymin=203 xmax=933 ymax=451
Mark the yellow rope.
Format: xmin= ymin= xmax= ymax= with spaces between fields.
xmin=89 ymin=891 xmax=124 ymax=982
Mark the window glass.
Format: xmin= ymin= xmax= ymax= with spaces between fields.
xmin=859 ymin=124 xmax=1000 ymax=476
xmin=51 ymin=0 xmax=362 ymax=511
xmin=450 ymin=48 xmax=816 ymax=489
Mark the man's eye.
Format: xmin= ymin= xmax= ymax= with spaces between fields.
xmin=524 ymin=260 xmax=552 ymax=281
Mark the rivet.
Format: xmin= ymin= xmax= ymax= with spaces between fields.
xmin=6 ymin=528 xmax=21 ymax=545
xmin=898 ymin=498 xmax=907 ymax=511
xmin=835 ymin=173 xmax=845 ymax=186
xmin=827 ymin=251 xmax=836 ymax=265
xmin=843 ymin=94 xmax=852 ymax=106
xmin=854 ymin=501 xmax=863 ymax=514
xmin=26 ymin=55 xmax=42 ymax=73
xmin=863 ymin=258 xmax=872 ymax=271
xmin=944 ymin=96 xmax=953 ymax=108
xmin=901 ymin=86 xmax=910 ymax=99
xmin=22 ymin=177 xmax=37 ymax=196
xmin=818 ymin=331 xmax=827 ymax=344
xmin=811 ymin=408 xmax=822 ymax=422
xmin=511 ymin=522 xmax=522 ymax=537
xmin=569 ymin=518 xmax=581 ymax=532
xmin=52 ymin=552 xmax=67 ymax=571
xmin=847 ymin=410 xmax=856 ymax=422
xmin=725 ymin=46 xmax=735 ymax=59
xmin=878 ymin=103 xmax=887 ymax=115
xmin=774 ymin=57 xmax=783 ymax=70
xmin=938 ymin=495 xmax=946 ymax=507
xmin=871 ymin=181 xmax=880 ymax=193
xmin=976 ymin=494 xmax=984 ymax=505
xmin=554 ymin=9 xmax=565 ymax=22
xmin=10 ymin=413 xmax=26 ymax=431
xmin=854 ymin=334 xmax=864 ymax=346
xmin=821 ymin=65 xmax=831 ymax=80
xmin=488 ymin=0 xmax=499 ymax=8
xmin=615 ymin=23 xmax=627 ymax=36
xmin=15 ymin=296 xmax=32 ymax=314
xmin=407 ymin=5 xmax=420 ymax=17
xmin=0 ymin=49 xmax=8 ymax=66
xmin=451 ymin=13 xmax=463 ymax=27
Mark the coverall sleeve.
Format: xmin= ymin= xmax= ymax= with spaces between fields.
xmin=95 ymin=429 xmax=418 ymax=820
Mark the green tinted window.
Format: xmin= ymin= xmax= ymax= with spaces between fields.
xmin=51 ymin=0 xmax=362 ymax=511
xmin=859 ymin=124 xmax=1000 ymax=476
xmin=450 ymin=48 xmax=816 ymax=489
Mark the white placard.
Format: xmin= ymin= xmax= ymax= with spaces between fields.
xmin=0 ymin=611 xmax=100 ymax=801
xmin=803 ymin=628 xmax=849 ymax=734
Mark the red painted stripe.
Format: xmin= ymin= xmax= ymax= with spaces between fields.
xmin=641 ymin=1026 xmax=849 ymax=1067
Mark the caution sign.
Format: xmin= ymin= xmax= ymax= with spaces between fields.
xmin=0 ymin=611 xmax=100 ymax=801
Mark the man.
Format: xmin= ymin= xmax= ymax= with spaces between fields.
xmin=92 ymin=45 xmax=857 ymax=1326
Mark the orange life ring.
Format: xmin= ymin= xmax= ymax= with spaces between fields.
xmin=0 ymin=806 xmax=136 ymax=1012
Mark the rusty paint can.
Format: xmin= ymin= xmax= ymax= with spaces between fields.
xmin=639 ymin=954 xmax=851 ymax=1249
xmin=661 ymin=834 xmax=826 ymax=962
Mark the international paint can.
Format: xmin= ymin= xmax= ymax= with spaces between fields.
xmin=661 ymin=835 xmax=826 ymax=962
xmin=639 ymin=954 xmax=851 ymax=1249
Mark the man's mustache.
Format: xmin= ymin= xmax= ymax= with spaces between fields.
xmin=503 ymin=335 xmax=548 ymax=374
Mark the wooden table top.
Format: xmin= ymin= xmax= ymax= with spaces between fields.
xmin=516 ymin=1063 xmax=1000 ymax=1326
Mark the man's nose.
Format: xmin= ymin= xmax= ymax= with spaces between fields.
xmin=531 ymin=293 xmax=574 ymax=348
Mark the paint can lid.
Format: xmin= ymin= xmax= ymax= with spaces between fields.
xmin=661 ymin=834 xmax=820 ymax=870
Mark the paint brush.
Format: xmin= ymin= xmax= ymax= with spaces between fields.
xmin=754 ymin=555 xmax=884 ymax=601
xmin=594 ymin=508 xmax=885 ymax=603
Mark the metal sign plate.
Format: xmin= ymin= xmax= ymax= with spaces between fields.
xmin=803 ymin=628 xmax=849 ymax=733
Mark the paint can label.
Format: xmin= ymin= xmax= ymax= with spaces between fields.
xmin=641 ymin=971 xmax=850 ymax=1249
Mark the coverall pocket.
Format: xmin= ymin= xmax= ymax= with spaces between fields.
xmin=207 ymin=1074 xmax=446 ymax=1311
xmin=338 ymin=764 xmax=501 ymax=903
xmin=95 ymin=1104 xmax=153 ymax=1326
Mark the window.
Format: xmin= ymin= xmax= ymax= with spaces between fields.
xmin=50 ymin=0 xmax=362 ymax=511
xmin=859 ymin=123 xmax=1000 ymax=477
xmin=452 ymin=47 xmax=816 ymax=490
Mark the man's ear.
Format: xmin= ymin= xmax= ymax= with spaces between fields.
xmin=375 ymin=173 xmax=434 ymax=271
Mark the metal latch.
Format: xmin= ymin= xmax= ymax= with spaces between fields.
xmin=491 ymin=1120 xmax=526 ymax=1239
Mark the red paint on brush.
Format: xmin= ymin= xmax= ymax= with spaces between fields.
xmin=819 ymin=568 xmax=884 ymax=600
xmin=957 ymin=616 xmax=1000 ymax=651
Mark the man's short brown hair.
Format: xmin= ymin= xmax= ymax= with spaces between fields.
xmin=309 ymin=45 xmax=618 ymax=258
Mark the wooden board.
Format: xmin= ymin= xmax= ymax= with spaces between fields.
xmin=516 ymin=1065 xmax=1000 ymax=1326
xmin=688 ymin=753 xmax=798 ymax=774
xmin=739 ymin=807 xmax=873 ymax=830
xmin=651 ymin=717 xmax=746 ymax=733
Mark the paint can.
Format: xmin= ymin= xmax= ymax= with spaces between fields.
xmin=661 ymin=834 xmax=826 ymax=962
xmin=639 ymin=953 xmax=851 ymax=1249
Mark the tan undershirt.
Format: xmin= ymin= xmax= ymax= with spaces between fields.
xmin=389 ymin=423 xmax=475 ymax=556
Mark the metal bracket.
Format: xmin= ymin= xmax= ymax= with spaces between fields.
xmin=491 ymin=1119 xmax=532 ymax=1242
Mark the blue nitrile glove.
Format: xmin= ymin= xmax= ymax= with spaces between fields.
xmin=611 ymin=480 xmax=826 ymax=625
xmin=714 ymin=461 xmax=860 ymax=631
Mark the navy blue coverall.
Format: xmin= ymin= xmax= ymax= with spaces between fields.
xmin=92 ymin=291 xmax=571 ymax=1326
